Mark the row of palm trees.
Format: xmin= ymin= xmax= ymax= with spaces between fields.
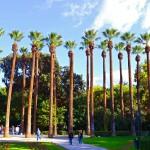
xmin=0 ymin=27 xmax=150 ymax=137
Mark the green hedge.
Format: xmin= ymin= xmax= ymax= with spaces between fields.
xmin=94 ymin=131 xmax=131 ymax=137
xmin=140 ymin=137 xmax=150 ymax=150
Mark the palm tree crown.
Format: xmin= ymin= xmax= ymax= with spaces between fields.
xmin=121 ymin=32 xmax=135 ymax=44
xmin=132 ymin=45 xmax=144 ymax=54
xmin=115 ymin=42 xmax=125 ymax=52
xmin=103 ymin=28 xmax=120 ymax=40
xmin=64 ymin=40 xmax=77 ymax=50
xmin=135 ymin=33 xmax=150 ymax=46
xmin=9 ymin=30 xmax=24 ymax=42
xmin=20 ymin=47 xmax=28 ymax=54
xmin=98 ymin=40 xmax=108 ymax=50
xmin=80 ymin=38 xmax=89 ymax=50
xmin=82 ymin=29 xmax=99 ymax=46
xmin=28 ymin=31 xmax=44 ymax=49
xmin=0 ymin=28 xmax=5 ymax=37
xmin=44 ymin=32 xmax=63 ymax=48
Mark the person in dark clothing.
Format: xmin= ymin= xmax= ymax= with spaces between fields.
xmin=68 ymin=132 xmax=73 ymax=145
xmin=78 ymin=131 xmax=83 ymax=144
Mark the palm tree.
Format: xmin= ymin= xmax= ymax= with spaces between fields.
xmin=64 ymin=40 xmax=77 ymax=133
xmin=103 ymin=28 xmax=120 ymax=136
xmin=4 ymin=30 xmax=23 ymax=137
xmin=115 ymin=42 xmax=125 ymax=119
xmin=82 ymin=29 xmax=99 ymax=136
xmin=26 ymin=31 xmax=43 ymax=138
xmin=80 ymin=39 xmax=90 ymax=135
xmin=98 ymin=40 xmax=108 ymax=131
xmin=44 ymin=33 xmax=63 ymax=137
xmin=132 ymin=45 xmax=144 ymax=135
xmin=135 ymin=33 xmax=150 ymax=111
xmin=20 ymin=47 xmax=28 ymax=134
xmin=33 ymin=41 xmax=44 ymax=134
xmin=121 ymin=32 xmax=136 ymax=135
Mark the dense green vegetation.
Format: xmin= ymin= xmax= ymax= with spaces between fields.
xmin=0 ymin=53 xmax=150 ymax=133
xmin=83 ymin=136 xmax=136 ymax=150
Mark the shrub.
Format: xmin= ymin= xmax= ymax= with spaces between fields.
xmin=140 ymin=137 xmax=150 ymax=150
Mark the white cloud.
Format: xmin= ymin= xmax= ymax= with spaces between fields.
xmin=94 ymin=69 xmax=134 ymax=87
xmin=63 ymin=0 xmax=98 ymax=27
xmin=92 ymin=0 xmax=147 ymax=31
xmin=141 ymin=2 xmax=150 ymax=31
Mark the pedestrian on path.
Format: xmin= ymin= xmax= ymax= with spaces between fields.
xmin=36 ymin=128 xmax=41 ymax=141
xmin=78 ymin=130 xmax=83 ymax=144
xmin=68 ymin=132 xmax=73 ymax=145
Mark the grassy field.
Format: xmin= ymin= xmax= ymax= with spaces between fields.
xmin=83 ymin=136 xmax=136 ymax=150
xmin=0 ymin=142 xmax=65 ymax=150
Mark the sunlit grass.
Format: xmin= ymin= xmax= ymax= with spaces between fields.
xmin=0 ymin=142 xmax=65 ymax=150
xmin=83 ymin=136 xmax=136 ymax=150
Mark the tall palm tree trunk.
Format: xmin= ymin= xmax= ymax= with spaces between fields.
xmin=68 ymin=51 xmax=74 ymax=133
xmin=4 ymin=43 xmax=18 ymax=137
xmin=53 ymin=66 xmax=57 ymax=135
xmin=21 ymin=55 xmax=26 ymax=134
xmin=90 ymin=45 xmax=94 ymax=136
xmin=136 ymin=54 xmax=141 ymax=136
xmin=118 ymin=53 xmax=124 ymax=119
xmin=86 ymin=49 xmax=90 ymax=135
xmin=48 ymin=47 xmax=55 ymax=137
xmin=108 ymin=41 xmax=116 ymax=136
xmin=145 ymin=46 xmax=150 ymax=111
xmin=126 ymin=45 xmax=135 ymax=136
xmin=102 ymin=51 xmax=107 ymax=131
xmin=26 ymin=45 xmax=36 ymax=138
xmin=33 ymin=51 xmax=39 ymax=134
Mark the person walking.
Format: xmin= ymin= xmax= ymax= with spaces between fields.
xmin=68 ymin=132 xmax=73 ymax=145
xmin=36 ymin=128 xmax=41 ymax=141
xmin=78 ymin=131 xmax=83 ymax=144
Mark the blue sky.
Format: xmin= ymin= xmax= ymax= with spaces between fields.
xmin=0 ymin=0 xmax=150 ymax=87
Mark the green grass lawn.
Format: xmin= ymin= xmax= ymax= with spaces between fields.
xmin=0 ymin=142 xmax=65 ymax=150
xmin=83 ymin=136 xmax=136 ymax=150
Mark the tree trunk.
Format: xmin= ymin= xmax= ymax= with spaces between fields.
xmin=21 ymin=55 xmax=26 ymax=134
xmin=108 ymin=41 xmax=116 ymax=136
xmin=126 ymin=45 xmax=135 ymax=136
xmin=53 ymin=65 xmax=57 ymax=136
xmin=102 ymin=50 xmax=107 ymax=131
xmin=68 ymin=50 xmax=74 ymax=133
xmin=90 ymin=45 xmax=94 ymax=136
xmin=26 ymin=45 xmax=36 ymax=138
xmin=86 ymin=49 xmax=90 ymax=135
xmin=118 ymin=53 xmax=124 ymax=119
xmin=4 ymin=43 xmax=18 ymax=137
xmin=48 ymin=47 xmax=55 ymax=137
xmin=145 ymin=46 xmax=150 ymax=111
xmin=136 ymin=55 xmax=141 ymax=136
xmin=33 ymin=51 xmax=39 ymax=134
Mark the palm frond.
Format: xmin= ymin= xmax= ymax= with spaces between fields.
xmin=114 ymin=42 xmax=125 ymax=52
xmin=9 ymin=30 xmax=24 ymax=42
xmin=132 ymin=45 xmax=144 ymax=54
xmin=121 ymin=32 xmax=135 ymax=44
xmin=98 ymin=40 xmax=108 ymax=50
xmin=64 ymin=40 xmax=77 ymax=50
xmin=20 ymin=47 xmax=28 ymax=54
xmin=103 ymin=28 xmax=120 ymax=40
xmin=0 ymin=28 xmax=5 ymax=37
xmin=45 ymin=32 xmax=63 ymax=48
